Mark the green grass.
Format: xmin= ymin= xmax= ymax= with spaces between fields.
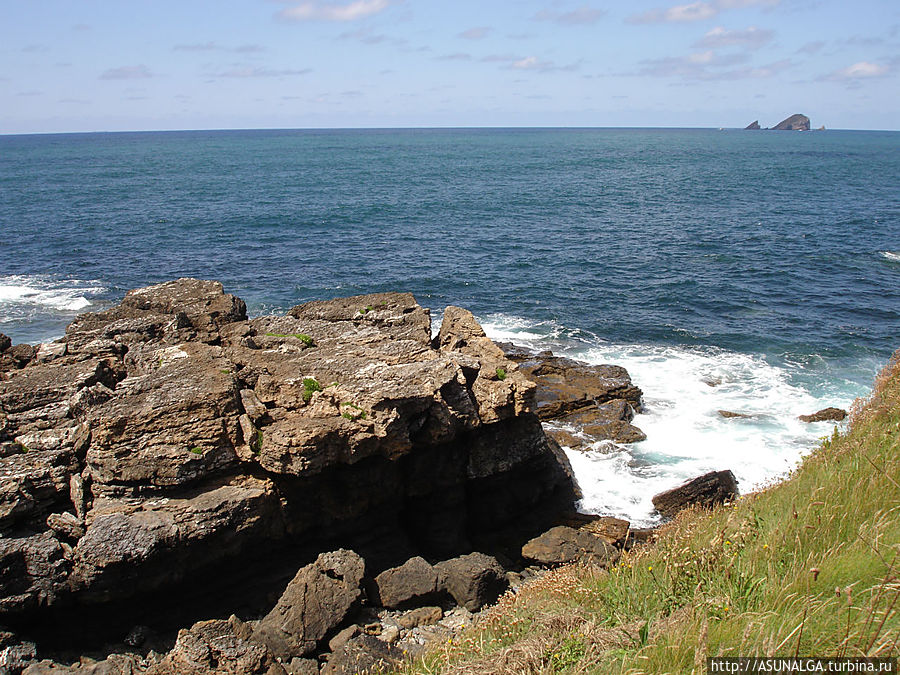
xmin=496 ymin=367 xmax=507 ymax=381
xmin=189 ymin=447 xmax=203 ymax=455
xmin=302 ymin=377 xmax=322 ymax=403
xmin=398 ymin=351 xmax=900 ymax=674
xmin=265 ymin=332 xmax=315 ymax=347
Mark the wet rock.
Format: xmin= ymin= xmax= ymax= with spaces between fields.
xmin=652 ymin=470 xmax=738 ymax=518
xmin=321 ymin=635 xmax=403 ymax=675
xmin=435 ymin=552 xmax=508 ymax=611
xmin=798 ymin=407 xmax=847 ymax=423
xmin=372 ymin=556 xmax=437 ymax=609
xmin=554 ymin=400 xmax=646 ymax=444
xmin=719 ymin=410 xmax=752 ymax=419
xmin=521 ymin=526 xmax=620 ymax=568
xmin=254 ymin=549 xmax=365 ymax=659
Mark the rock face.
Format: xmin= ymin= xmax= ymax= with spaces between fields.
xmin=651 ymin=470 xmax=738 ymax=518
xmin=745 ymin=120 xmax=761 ymax=130
xmin=0 ymin=279 xmax=577 ymax=650
xmin=798 ymin=407 xmax=847 ymax=423
xmin=772 ymin=114 xmax=810 ymax=131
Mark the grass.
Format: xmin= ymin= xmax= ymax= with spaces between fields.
xmin=302 ymin=377 xmax=322 ymax=403
xmin=398 ymin=350 xmax=900 ymax=674
xmin=496 ymin=367 xmax=507 ymax=381
xmin=265 ymin=332 xmax=315 ymax=347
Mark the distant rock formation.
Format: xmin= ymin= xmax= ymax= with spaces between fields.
xmin=745 ymin=120 xmax=761 ymax=130
xmin=772 ymin=113 xmax=810 ymax=131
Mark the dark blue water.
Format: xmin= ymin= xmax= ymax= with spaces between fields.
xmin=2 ymin=128 xmax=898 ymax=521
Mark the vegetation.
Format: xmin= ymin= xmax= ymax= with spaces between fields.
xmin=400 ymin=351 xmax=900 ymax=674
xmin=302 ymin=377 xmax=323 ymax=403
xmin=265 ymin=332 xmax=315 ymax=347
xmin=341 ymin=401 xmax=368 ymax=421
xmin=496 ymin=367 xmax=507 ymax=381
xmin=189 ymin=447 xmax=203 ymax=455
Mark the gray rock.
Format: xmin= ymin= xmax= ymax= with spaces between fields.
xmin=373 ymin=556 xmax=437 ymax=608
xmin=321 ymin=635 xmax=403 ymax=675
xmin=652 ymin=470 xmax=738 ymax=518
xmin=397 ymin=606 xmax=443 ymax=629
xmin=254 ymin=549 xmax=365 ymax=658
xmin=435 ymin=552 xmax=508 ymax=611
xmin=46 ymin=511 xmax=85 ymax=541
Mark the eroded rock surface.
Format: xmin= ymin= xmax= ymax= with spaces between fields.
xmin=652 ymin=470 xmax=739 ymax=518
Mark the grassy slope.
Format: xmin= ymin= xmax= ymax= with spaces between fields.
xmin=401 ymin=351 xmax=900 ymax=674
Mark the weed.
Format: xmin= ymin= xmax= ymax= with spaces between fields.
xmin=265 ymin=332 xmax=315 ymax=347
xmin=302 ymin=377 xmax=322 ymax=403
xmin=252 ymin=429 xmax=263 ymax=454
xmin=496 ymin=367 xmax=507 ymax=381
xmin=189 ymin=447 xmax=203 ymax=455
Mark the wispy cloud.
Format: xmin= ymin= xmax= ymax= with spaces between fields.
xmin=279 ymin=0 xmax=391 ymax=22
xmin=509 ymin=56 xmax=583 ymax=72
xmin=100 ymin=65 xmax=154 ymax=80
xmin=535 ymin=5 xmax=606 ymax=25
xmin=635 ymin=49 xmax=792 ymax=80
xmin=628 ymin=0 xmax=778 ymax=24
xmin=174 ymin=42 xmax=265 ymax=53
xmin=436 ymin=53 xmax=472 ymax=61
xmin=458 ymin=26 xmax=491 ymax=40
xmin=796 ymin=40 xmax=825 ymax=55
xmin=212 ymin=66 xmax=312 ymax=78
xmin=694 ymin=26 xmax=773 ymax=49
xmin=825 ymin=61 xmax=890 ymax=81
xmin=338 ymin=27 xmax=405 ymax=45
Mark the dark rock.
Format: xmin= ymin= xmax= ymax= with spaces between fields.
xmin=285 ymin=658 xmax=319 ymax=675
xmin=0 ymin=334 xmax=11 ymax=353
xmin=254 ymin=549 xmax=365 ymax=659
xmin=652 ymin=470 xmax=738 ymax=518
xmin=397 ymin=606 xmax=443 ymax=629
xmin=744 ymin=120 xmax=761 ymax=130
xmin=0 ymin=531 xmax=70 ymax=614
xmin=0 ymin=344 xmax=35 ymax=371
xmin=46 ymin=511 xmax=85 ymax=541
xmin=1 ymin=640 xmax=37 ymax=673
xmin=521 ymin=526 xmax=620 ymax=568
xmin=327 ymin=624 xmax=360 ymax=653
xmin=560 ymin=512 xmax=630 ymax=547
xmin=435 ymin=552 xmax=508 ymax=611
xmin=321 ymin=634 xmax=403 ymax=675
xmin=798 ymin=407 xmax=847 ymax=423
xmin=772 ymin=113 xmax=810 ymax=131
xmin=372 ymin=556 xmax=437 ymax=609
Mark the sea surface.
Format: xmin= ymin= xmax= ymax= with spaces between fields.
xmin=2 ymin=127 xmax=899 ymax=525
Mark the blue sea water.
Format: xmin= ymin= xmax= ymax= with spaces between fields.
xmin=2 ymin=127 xmax=898 ymax=523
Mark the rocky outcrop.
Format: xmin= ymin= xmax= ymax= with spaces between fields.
xmin=521 ymin=526 xmax=620 ymax=568
xmin=0 ymin=279 xmax=577 ymax=660
xmin=772 ymin=113 xmax=810 ymax=131
xmin=744 ymin=120 xmax=761 ymax=130
xmin=798 ymin=407 xmax=847 ymax=423
xmin=435 ymin=553 xmax=507 ymax=612
xmin=651 ymin=470 xmax=738 ymax=518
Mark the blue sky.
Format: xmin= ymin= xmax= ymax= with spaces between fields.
xmin=2 ymin=0 xmax=898 ymax=133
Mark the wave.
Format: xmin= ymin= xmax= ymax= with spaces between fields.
xmin=0 ymin=275 xmax=105 ymax=320
xmin=479 ymin=313 xmax=859 ymax=527
xmin=880 ymin=251 xmax=900 ymax=263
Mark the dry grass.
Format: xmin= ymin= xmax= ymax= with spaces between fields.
xmin=398 ymin=351 xmax=900 ymax=674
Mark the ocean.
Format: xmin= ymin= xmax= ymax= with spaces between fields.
xmin=2 ymin=127 xmax=898 ymax=525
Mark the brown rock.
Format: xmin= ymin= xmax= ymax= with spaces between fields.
xmin=651 ymin=470 xmax=738 ymax=518
xmin=719 ymin=410 xmax=752 ymax=419
xmin=397 ymin=606 xmax=443 ymax=629
xmin=372 ymin=556 xmax=437 ymax=608
xmin=254 ymin=549 xmax=365 ymax=658
xmin=798 ymin=407 xmax=847 ymax=423
xmin=0 ymin=333 xmax=11 ymax=353
xmin=0 ymin=531 xmax=70 ymax=614
xmin=521 ymin=526 xmax=620 ymax=568
xmin=771 ymin=113 xmax=810 ymax=131
xmin=321 ymin=635 xmax=403 ymax=675
xmin=1 ymin=446 xmax=79 ymax=533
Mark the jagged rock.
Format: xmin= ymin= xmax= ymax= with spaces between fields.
xmin=745 ymin=120 xmax=761 ymax=130
xmin=397 ymin=606 xmax=443 ymax=629
xmin=1 ymin=445 xmax=80 ymax=533
xmin=46 ymin=511 xmax=84 ymax=541
xmin=0 ymin=344 xmax=35 ymax=371
xmin=0 ymin=531 xmax=70 ymax=614
xmin=0 ymin=334 xmax=11 ymax=353
xmin=372 ymin=556 xmax=437 ymax=608
xmin=798 ymin=407 xmax=847 ymax=423
xmin=503 ymin=349 xmax=642 ymax=420
xmin=23 ymin=653 xmax=148 ymax=674
xmin=284 ymin=658 xmax=319 ymax=675
xmin=254 ymin=550 xmax=365 ymax=659
xmin=555 ymin=401 xmax=646 ymax=444
xmin=719 ymin=410 xmax=752 ymax=419
xmin=146 ymin=616 xmax=280 ymax=675
xmin=772 ymin=113 xmax=810 ymax=131
xmin=652 ymin=470 xmax=738 ymax=518
xmin=435 ymin=552 xmax=508 ymax=611
xmin=321 ymin=634 xmax=403 ymax=675
xmin=2 ymin=640 xmax=37 ymax=673
xmin=521 ymin=526 xmax=620 ymax=568
xmin=560 ymin=513 xmax=631 ymax=547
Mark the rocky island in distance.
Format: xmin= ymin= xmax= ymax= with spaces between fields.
xmin=744 ymin=113 xmax=819 ymax=130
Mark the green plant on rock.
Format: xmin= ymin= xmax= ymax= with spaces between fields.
xmin=251 ymin=429 xmax=263 ymax=454
xmin=302 ymin=377 xmax=322 ymax=403
xmin=265 ymin=332 xmax=315 ymax=347
xmin=189 ymin=447 xmax=203 ymax=455
xmin=496 ymin=367 xmax=507 ymax=381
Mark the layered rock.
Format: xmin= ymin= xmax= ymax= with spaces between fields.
xmin=651 ymin=470 xmax=738 ymax=518
xmin=0 ymin=279 xmax=576 ymax=652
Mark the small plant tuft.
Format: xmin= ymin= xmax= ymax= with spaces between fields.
xmin=189 ymin=447 xmax=203 ymax=455
xmin=496 ymin=366 xmax=507 ymax=381
xmin=302 ymin=377 xmax=322 ymax=403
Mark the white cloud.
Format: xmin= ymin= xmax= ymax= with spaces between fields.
xmin=628 ymin=0 xmax=778 ymax=24
xmin=279 ymin=0 xmax=390 ymax=22
xmin=827 ymin=61 xmax=889 ymax=80
xmin=535 ymin=5 xmax=606 ymax=25
xmin=695 ymin=26 xmax=774 ymax=49
xmin=100 ymin=65 xmax=154 ymax=80
xmin=513 ymin=56 xmax=539 ymax=69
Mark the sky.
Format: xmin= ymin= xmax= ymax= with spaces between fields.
xmin=1 ymin=0 xmax=898 ymax=133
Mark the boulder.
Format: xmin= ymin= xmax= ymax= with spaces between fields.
xmin=0 ymin=334 xmax=11 ymax=353
xmin=798 ymin=407 xmax=847 ymax=423
xmin=560 ymin=513 xmax=631 ymax=547
xmin=372 ymin=556 xmax=437 ymax=608
xmin=321 ymin=634 xmax=403 ymax=675
xmin=772 ymin=113 xmax=810 ymax=131
xmin=521 ymin=526 xmax=620 ymax=568
xmin=651 ymin=470 xmax=738 ymax=518
xmin=397 ymin=606 xmax=443 ymax=629
xmin=435 ymin=552 xmax=508 ymax=611
xmin=254 ymin=549 xmax=365 ymax=658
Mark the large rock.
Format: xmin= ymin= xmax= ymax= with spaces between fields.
xmin=254 ymin=549 xmax=365 ymax=659
xmin=321 ymin=634 xmax=403 ymax=675
xmin=435 ymin=552 xmax=508 ymax=611
xmin=652 ymin=470 xmax=738 ymax=518
xmin=744 ymin=120 xmax=761 ymax=130
xmin=772 ymin=113 xmax=810 ymax=131
xmin=521 ymin=526 xmax=620 ymax=568
xmin=372 ymin=556 xmax=437 ymax=608
xmin=798 ymin=407 xmax=847 ymax=423
xmin=553 ymin=400 xmax=646 ymax=445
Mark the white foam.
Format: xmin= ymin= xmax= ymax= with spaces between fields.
xmin=480 ymin=314 xmax=858 ymax=527
xmin=880 ymin=251 xmax=900 ymax=263
xmin=0 ymin=275 xmax=104 ymax=319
